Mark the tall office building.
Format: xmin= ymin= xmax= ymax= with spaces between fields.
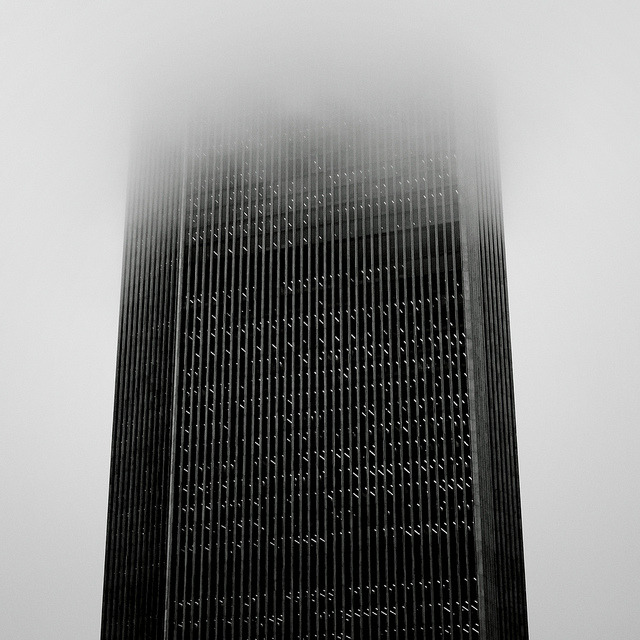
xmin=101 ymin=93 xmax=528 ymax=638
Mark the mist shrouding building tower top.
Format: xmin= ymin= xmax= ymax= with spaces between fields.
xmin=102 ymin=30 xmax=528 ymax=638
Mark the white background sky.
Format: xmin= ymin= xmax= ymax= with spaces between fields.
xmin=1 ymin=2 xmax=639 ymax=638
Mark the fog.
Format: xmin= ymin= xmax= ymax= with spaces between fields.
xmin=1 ymin=2 xmax=639 ymax=638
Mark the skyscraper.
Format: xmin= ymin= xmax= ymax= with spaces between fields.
xmin=101 ymin=93 xmax=528 ymax=638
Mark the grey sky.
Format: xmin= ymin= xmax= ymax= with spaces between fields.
xmin=1 ymin=2 xmax=639 ymax=638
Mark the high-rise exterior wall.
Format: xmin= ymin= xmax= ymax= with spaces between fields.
xmin=102 ymin=98 xmax=528 ymax=639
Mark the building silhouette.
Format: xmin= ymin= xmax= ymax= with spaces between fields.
xmin=102 ymin=96 xmax=528 ymax=638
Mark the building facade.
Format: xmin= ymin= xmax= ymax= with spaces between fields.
xmin=101 ymin=97 xmax=528 ymax=639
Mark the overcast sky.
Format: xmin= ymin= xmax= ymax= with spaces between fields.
xmin=1 ymin=2 xmax=639 ymax=638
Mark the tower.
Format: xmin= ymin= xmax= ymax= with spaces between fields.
xmin=101 ymin=93 xmax=528 ymax=638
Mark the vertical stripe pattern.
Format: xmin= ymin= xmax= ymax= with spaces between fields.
xmin=102 ymin=132 xmax=186 ymax=638
xmin=102 ymin=97 xmax=527 ymax=639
